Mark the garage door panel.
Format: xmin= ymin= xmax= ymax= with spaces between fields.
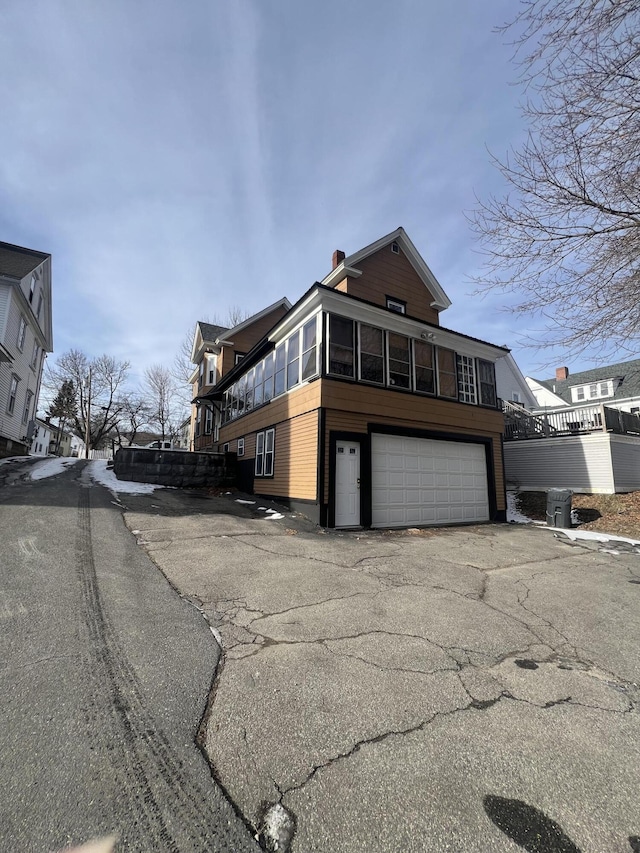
xmin=372 ymin=434 xmax=490 ymax=528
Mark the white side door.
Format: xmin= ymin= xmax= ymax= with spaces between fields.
xmin=335 ymin=440 xmax=360 ymax=527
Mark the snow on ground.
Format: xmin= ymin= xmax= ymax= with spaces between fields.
xmin=30 ymin=457 xmax=80 ymax=480
xmin=506 ymin=491 xmax=534 ymax=524
xmin=547 ymin=526 xmax=640 ymax=548
xmin=88 ymin=460 xmax=166 ymax=495
xmin=235 ymin=499 xmax=256 ymax=505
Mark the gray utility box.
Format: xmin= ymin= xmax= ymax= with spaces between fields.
xmin=546 ymin=489 xmax=572 ymax=528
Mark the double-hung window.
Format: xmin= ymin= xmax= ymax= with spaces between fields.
xmin=359 ymin=324 xmax=384 ymax=384
xmin=414 ymin=340 xmax=435 ymax=394
xmin=237 ymin=437 xmax=245 ymax=457
xmin=478 ymin=360 xmax=497 ymax=407
xmin=456 ymin=354 xmax=477 ymax=404
xmin=204 ymin=407 xmax=213 ymax=434
xmin=437 ymin=348 xmax=458 ymax=399
xmin=23 ymin=390 xmax=33 ymax=424
xmin=387 ymin=333 xmax=411 ymax=388
xmin=7 ymin=375 xmax=19 ymax=415
xmin=328 ymin=315 xmax=354 ymax=377
xmin=255 ymin=428 xmax=275 ymax=477
xmin=17 ymin=317 xmax=26 ymax=351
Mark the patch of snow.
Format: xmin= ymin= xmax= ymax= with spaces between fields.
xmin=263 ymin=512 xmax=285 ymax=520
xmin=258 ymin=506 xmax=267 ymax=510
xmin=506 ymin=491 xmax=533 ymax=524
xmin=548 ymin=527 xmax=640 ymax=547
xmin=235 ymin=499 xmax=256 ymax=505
xmin=210 ymin=625 xmax=223 ymax=645
xmin=88 ymin=460 xmax=166 ymax=495
xmin=30 ymin=457 xmax=80 ymax=480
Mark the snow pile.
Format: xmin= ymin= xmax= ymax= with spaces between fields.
xmin=548 ymin=526 xmax=640 ymax=548
xmin=506 ymin=491 xmax=534 ymax=524
xmin=30 ymin=457 xmax=80 ymax=480
xmin=235 ymin=498 xmax=256 ymax=505
xmin=88 ymin=460 xmax=166 ymax=495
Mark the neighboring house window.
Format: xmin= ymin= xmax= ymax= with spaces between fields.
xmin=237 ymin=437 xmax=245 ymax=456
xmin=23 ymin=390 xmax=33 ymax=424
xmin=204 ymin=407 xmax=212 ymax=434
xmin=36 ymin=293 xmax=43 ymax=322
xmin=456 ymin=354 xmax=477 ymax=404
xmin=328 ymin=314 xmax=354 ymax=377
xmin=575 ymin=386 xmax=585 ymax=401
xmin=436 ymin=348 xmax=458 ymax=399
xmin=414 ymin=340 xmax=435 ymax=394
xmin=386 ymin=297 xmax=406 ymax=314
xmin=387 ymin=333 xmax=411 ymax=388
xmin=255 ymin=428 xmax=274 ymax=477
xmin=206 ymin=353 xmax=217 ymax=385
xmin=512 ymin=391 xmax=521 ymax=403
xmin=17 ymin=316 xmax=26 ymax=351
xmin=359 ymin=324 xmax=385 ymax=385
xmin=478 ymin=360 xmax=497 ymax=407
xmin=31 ymin=342 xmax=39 ymax=370
xmin=7 ymin=375 xmax=19 ymax=415
xmin=198 ymin=361 xmax=204 ymax=387
xmin=571 ymin=381 xmax=613 ymax=402
xmin=195 ymin=408 xmax=202 ymax=436
xmin=29 ymin=274 xmax=37 ymax=304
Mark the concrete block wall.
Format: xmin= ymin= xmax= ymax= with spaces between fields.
xmin=113 ymin=448 xmax=236 ymax=489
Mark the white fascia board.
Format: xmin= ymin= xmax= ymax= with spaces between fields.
xmin=270 ymin=287 xmax=506 ymax=361
xmin=321 ymin=227 xmax=452 ymax=311
xmin=225 ymin=297 xmax=292 ymax=338
xmin=320 ymin=265 xmax=363 ymax=289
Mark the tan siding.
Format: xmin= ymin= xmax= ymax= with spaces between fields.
xmin=322 ymin=380 xmax=505 ymax=510
xmin=220 ymin=305 xmax=289 ymax=378
xmin=334 ymin=246 xmax=440 ymax=324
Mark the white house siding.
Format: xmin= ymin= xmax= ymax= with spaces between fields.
xmin=0 ymin=282 xmax=10 ymax=340
xmin=0 ymin=291 xmax=40 ymax=444
xmin=609 ymin=434 xmax=640 ymax=492
xmin=495 ymin=354 xmax=538 ymax=408
xmin=504 ymin=434 xmax=615 ymax=494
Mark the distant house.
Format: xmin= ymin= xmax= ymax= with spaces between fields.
xmin=193 ymin=227 xmax=509 ymax=529
xmin=30 ymin=418 xmax=52 ymax=456
xmin=0 ymin=241 xmax=53 ymax=458
xmin=495 ymin=352 xmax=538 ymax=409
xmin=503 ymin=361 xmax=640 ymax=494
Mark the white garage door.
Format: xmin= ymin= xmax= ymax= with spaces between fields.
xmin=371 ymin=434 xmax=489 ymax=528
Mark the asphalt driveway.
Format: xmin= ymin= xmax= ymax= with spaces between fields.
xmin=122 ymin=489 xmax=640 ymax=853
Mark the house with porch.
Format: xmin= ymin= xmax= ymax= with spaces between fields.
xmin=193 ymin=228 xmax=508 ymax=529
xmin=0 ymin=241 xmax=52 ymax=457
xmin=503 ymin=362 xmax=640 ymax=493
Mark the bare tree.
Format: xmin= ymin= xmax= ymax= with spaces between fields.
xmin=143 ymin=365 xmax=177 ymax=443
xmin=46 ymin=350 xmax=130 ymax=449
xmin=116 ymin=394 xmax=150 ymax=446
xmin=470 ymin=0 xmax=640 ymax=358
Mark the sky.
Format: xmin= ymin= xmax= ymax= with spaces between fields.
xmin=0 ymin=0 xmax=576 ymax=396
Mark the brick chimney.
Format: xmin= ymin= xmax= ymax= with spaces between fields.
xmin=556 ymin=366 xmax=569 ymax=381
xmin=332 ymin=249 xmax=345 ymax=270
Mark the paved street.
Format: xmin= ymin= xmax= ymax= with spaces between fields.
xmin=123 ymin=487 xmax=640 ymax=853
xmin=0 ymin=461 xmax=258 ymax=852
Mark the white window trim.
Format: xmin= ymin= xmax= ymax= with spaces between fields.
xmin=7 ymin=374 xmax=19 ymax=415
xmin=386 ymin=297 xmax=406 ymax=314
xmin=17 ymin=316 xmax=26 ymax=351
xmin=456 ymin=354 xmax=477 ymax=404
xmin=237 ymin=437 xmax=245 ymax=456
xmin=255 ymin=428 xmax=274 ymax=477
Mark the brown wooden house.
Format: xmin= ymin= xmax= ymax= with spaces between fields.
xmin=193 ymin=228 xmax=508 ymax=528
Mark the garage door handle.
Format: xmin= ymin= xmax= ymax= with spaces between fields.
xmin=357 ymin=478 xmax=360 ymax=489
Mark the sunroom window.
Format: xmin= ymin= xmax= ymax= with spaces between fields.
xmin=359 ymin=324 xmax=384 ymax=384
xmin=414 ymin=340 xmax=435 ymax=394
xmin=437 ymin=348 xmax=458 ymax=399
xmin=287 ymin=333 xmax=300 ymax=390
xmin=301 ymin=318 xmax=318 ymax=381
xmin=254 ymin=362 xmax=264 ymax=406
xmin=478 ymin=359 xmax=497 ymax=407
xmin=456 ymin=354 xmax=477 ymax=404
xmin=274 ymin=343 xmax=286 ymax=396
xmin=328 ymin=315 xmax=354 ymax=377
xmin=387 ymin=333 xmax=411 ymax=388
xmin=263 ymin=352 xmax=274 ymax=402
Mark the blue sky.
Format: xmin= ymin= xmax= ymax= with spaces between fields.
xmin=1 ymin=0 xmax=569 ymax=391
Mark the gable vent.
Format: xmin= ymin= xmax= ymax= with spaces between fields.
xmin=391 ymin=241 xmax=399 ymax=254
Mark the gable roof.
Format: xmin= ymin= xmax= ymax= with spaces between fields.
xmin=0 ymin=241 xmax=49 ymax=279
xmin=197 ymin=321 xmax=229 ymax=343
xmin=321 ymin=227 xmax=452 ymax=311
xmin=535 ymin=358 xmax=640 ymax=404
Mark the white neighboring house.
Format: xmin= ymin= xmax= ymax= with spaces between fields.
xmin=526 ymin=361 xmax=640 ymax=414
xmin=0 ymin=241 xmax=53 ymax=458
xmin=30 ymin=417 xmax=53 ymax=456
xmin=495 ymin=352 xmax=538 ymax=409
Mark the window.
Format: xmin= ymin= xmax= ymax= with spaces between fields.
xmin=29 ymin=274 xmax=37 ymax=304
xmin=571 ymin=381 xmax=613 ymax=402
xmin=328 ymin=314 xmax=354 ymax=377
xmin=287 ymin=332 xmax=300 ymax=390
xmin=575 ymin=386 xmax=585 ymax=401
xmin=237 ymin=437 xmax=245 ymax=457
xmin=36 ymin=293 xmax=43 ymax=322
xmin=263 ymin=352 xmax=274 ymax=401
xmin=387 ymin=333 xmax=411 ymax=388
xmin=274 ymin=343 xmax=286 ymax=396
xmin=204 ymin=407 xmax=212 ymax=434
xmin=359 ymin=324 xmax=385 ymax=384
xmin=195 ymin=408 xmax=202 ymax=436
xmin=599 ymin=381 xmax=610 ymax=396
xmin=198 ymin=360 xmax=205 ymax=387
xmin=437 ymin=348 xmax=458 ymax=399
xmin=255 ymin=428 xmax=275 ymax=476
xmin=478 ymin=360 xmax=497 ymax=407
xmin=254 ymin=362 xmax=264 ymax=407
xmin=301 ymin=317 xmax=318 ymax=381
xmin=31 ymin=342 xmax=39 ymax=370
xmin=456 ymin=354 xmax=477 ymax=404
xmin=206 ymin=353 xmax=217 ymax=385
xmin=23 ymin=390 xmax=33 ymax=424
xmin=512 ymin=391 xmax=521 ymax=403
xmin=386 ymin=297 xmax=406 ymax=314
xmin=222 ymin=442 xmax=230 ymax=452
xmin=391 ymin=241 xmax=400 ymax=254
xmin=17 ymin=317 xmax=26 ymax=351
xmin=414 ymin=340 xmax=435 ymax=394
xmin=234 ymin=352 xmax=245 ymax=365
xmin=7 ymin=375 xmax=19 ymax=415
xmin=245 ymin=368 xmax=255 ymax=413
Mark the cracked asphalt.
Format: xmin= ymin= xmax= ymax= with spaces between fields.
xmin=122 ymin=488 xmax=640 ymax=853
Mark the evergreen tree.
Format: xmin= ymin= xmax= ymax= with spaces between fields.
xmin=47 ymin=380 xmax=77 ymax=454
